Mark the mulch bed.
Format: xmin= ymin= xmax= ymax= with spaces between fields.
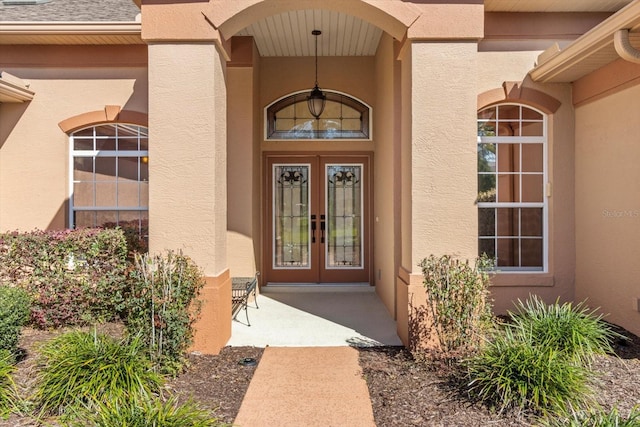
xmin=2 ymin=324 xmax=639 ymax=426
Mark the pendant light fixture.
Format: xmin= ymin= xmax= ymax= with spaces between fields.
xmin=307 ymin=29 xmax=326 ymax=119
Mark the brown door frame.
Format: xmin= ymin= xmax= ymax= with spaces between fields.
xmin=262 ymin=152 xmax=373 ymax=285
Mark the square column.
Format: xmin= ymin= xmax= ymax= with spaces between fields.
xmin=148 ymin=42 xmax=230 ymax=354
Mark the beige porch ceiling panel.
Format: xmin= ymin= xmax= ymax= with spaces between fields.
xmin=235 ymin=9 xmax=383 ymax=57
xmin=485 ymin=0 xmax=633 ymax=12
xmin=530 ymin=0 xmax=640 ymax=82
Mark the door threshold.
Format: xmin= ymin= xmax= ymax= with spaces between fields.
xmin=264 ymin=282 xmax=373 ymax=293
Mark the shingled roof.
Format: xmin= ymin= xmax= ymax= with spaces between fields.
xmin=0 ymin=0 xmax=140 ymax=22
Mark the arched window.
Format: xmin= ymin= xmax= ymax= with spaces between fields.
xmin=69 ymin=123 xmax=148 ymax=238
xmin=266 ymin=91 xmax=370 ymax=140
xmin=477 ymin=104 xmax=547 ymax=271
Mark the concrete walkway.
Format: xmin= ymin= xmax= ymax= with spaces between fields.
xmin=229 ymin=285 xmax=401 ymax=426
xmin=233 ymin=347 xmax=376 ymax=427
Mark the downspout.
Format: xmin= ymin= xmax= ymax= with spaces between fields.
xmin=614 ymin=29 xmax=640 ymax=63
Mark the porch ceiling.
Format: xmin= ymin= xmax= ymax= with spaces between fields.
xmin=235 ymin=9 xmax=383 ymax=57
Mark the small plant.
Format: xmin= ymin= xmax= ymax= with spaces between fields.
xmin=0 ymin=350 xmax=20 ymax=419
xmin=0 ymin=286 xmax=31 ymax=355
xmin=509 ymin=296 xmax=619 ymax=365
xmin=70 ymin=395 xmax=229 ymax=427
xmin=466 ymin=327 xmax=592 ymax=414
xmin=419 ymin=254 xmax=494 ymax=354
xmin=33 ymin=330 xmax=162 ymax=416
xmin=126 ymin=251 xmax=205 ymax=374
xmin=541 ymin=406 xmax=640 ymax=427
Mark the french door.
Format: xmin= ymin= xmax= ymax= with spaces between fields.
xmin=265 ymin=154 xmax=371 ymax=284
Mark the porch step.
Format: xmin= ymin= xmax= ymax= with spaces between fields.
xmin=263 ymin=282 xmax=373 ymax=293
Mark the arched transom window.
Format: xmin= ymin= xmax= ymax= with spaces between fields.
xmin=477 ymin=104 xmax=547 ymax=271
xmin=69 ymin=123 xmax=148 ymax=237
xmin=266 ymin=91 xmax=370 ymax=140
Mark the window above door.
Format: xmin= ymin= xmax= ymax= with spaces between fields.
xmin=266 ymin=90 xmax=371 ymax=140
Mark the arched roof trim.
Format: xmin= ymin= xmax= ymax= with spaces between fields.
xmin=477 ymin=82 xmax=561 ymax=114
xmin=59 ymin=106 xmax=148 ymax=134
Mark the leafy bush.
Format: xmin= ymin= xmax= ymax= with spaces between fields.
xmin=0 ymin=229 xmax=129 ymax=328
xmin=33 ymin=331 xmax=162 ymax=416
xmin=466 ymin=327 xmax=592 ymax=414
xmin=126 ymin=251 xmax=205 ymax=374
xmin=0 ymin=350 xmax=20 ymax=419
xmin=541 ymin=406 xmax=640 ymax=427
xmin=419 ymin=254 xmax=494 ymax=354
xmin=0 ymin=286 xmax=31 ymax=355
xmin=71 ymin=396 xmax=229 ymax=427
xmin=510 ymin=296 xmax=618 ymax=365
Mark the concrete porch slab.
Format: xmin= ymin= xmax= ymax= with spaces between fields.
xmin=227 ymin=285 xmax=403 ymax=347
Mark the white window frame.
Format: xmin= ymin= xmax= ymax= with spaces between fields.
xmin=477 ymin=103 xmax=548 ymax=273
xmin=68 ymin=123 xmax=149 ymax=232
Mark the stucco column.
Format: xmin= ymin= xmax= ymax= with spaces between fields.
xmin=398 ymin=40 xmax=479 ymax=349
xmin=147 ymin=42 xmax=230 ymax=354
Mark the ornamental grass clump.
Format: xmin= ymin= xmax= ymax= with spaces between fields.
xmin=541 ymin=406 xmax=640 ymax=427
xmin=0 ymin=286 xmax=31 ymax=356
xmin=70 ymin=396 xmax=229 ymax=427
xmin=466 ymin=327 xmax=592 ymax=414
xmin=0 ymin=350 xmax=21 ymax=419
xmin=33 ymin=331 xmax=162 ymax=416
xmin=510 ymin=295 xmax=619 ymax=365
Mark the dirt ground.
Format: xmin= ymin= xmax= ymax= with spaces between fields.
xmin=2 ymin=323 xmax=639 ymax=426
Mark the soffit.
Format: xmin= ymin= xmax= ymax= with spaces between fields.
xmin=485 ymin=0 xmax=634 ymax=12
xmin=235 ymin=9 xmax=383 ymax=57
xmin=0 ymin=22 xmax=143 ymax=44
xmin=529 ymin=1 xmax=640 ymax=82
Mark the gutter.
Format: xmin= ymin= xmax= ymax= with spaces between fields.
xmin=0 ymin=71 xmax=35 ymax=102
xmin=0 ymin=21 xmax=141 ymax=35
xmin=529 ymin=0 xmax=640 ymax=82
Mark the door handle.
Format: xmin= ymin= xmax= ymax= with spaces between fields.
xmin=320 ymin=214 xmax=325 ymax=244
xmin=311 ymin=215 xmax=316 ymax=243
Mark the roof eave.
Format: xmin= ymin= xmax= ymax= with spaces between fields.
xmin=0 ymin=71 xmax=35 ymax=103
xmin=529 ymin=0 xmax=640 ymax=83
xmin=0 ymin=21 xmax=141 ymax=35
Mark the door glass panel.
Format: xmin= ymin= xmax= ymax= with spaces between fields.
xmin=326 ymin=165 xmax=362 ymax=268
xmin=273 ymin=165 xmax=310 ymax=269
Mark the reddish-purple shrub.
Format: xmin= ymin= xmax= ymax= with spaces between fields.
xmin=0 ymin=228 xmax=129 ymax=329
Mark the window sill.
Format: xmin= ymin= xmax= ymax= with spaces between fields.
xmin=489 ymin=272 xmax=554 ymax=287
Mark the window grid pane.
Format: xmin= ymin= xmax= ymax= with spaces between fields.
xmin=477 ymin=104 xmax=545 ymax=270
xmin=71 ymin=124 xmax=149 ymax=237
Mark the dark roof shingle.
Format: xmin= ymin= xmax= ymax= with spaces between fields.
xmin=0 ymin=0 xmax=140 ymax=22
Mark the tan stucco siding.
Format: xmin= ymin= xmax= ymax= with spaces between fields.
xmin=575 ymin=84 xmax=640 ymax=337
xmin=410 ymin=41 xmax=478 ymax=269
xmin=373 ymin=33 xmax=397 ymax=317
xmin=0 ymin=66 xmax=147 ymax=232
xmin=147 ymin=43 xmax=228 ymax=276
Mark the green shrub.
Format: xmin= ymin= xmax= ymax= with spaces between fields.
xmin=0 ymin=350 xmax=20 ymax=419
xmin=34 ymin=331 xmax=162 ymax=416
xmin=541 ymin=406 xmax=640 ymax=427
xmin=70 ymin=396 xmax=229 ymax=427
xmin=0 ymin=286 xmax=31 ymax=354
xmin=0 ymin=229 xmax=129 ymax=328
xmin=419 ymin=254 xmax=494 ymax=354
xmin=510 ymin=296 xmax=618 ymax=365
xmin=466 ymin=327 xmax=592 ymax=414
xmin=126 ymin=251 xmax=205 ymax=375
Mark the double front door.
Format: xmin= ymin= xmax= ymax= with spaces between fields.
xmin=265 ymin=154 xmax=371 ymax=284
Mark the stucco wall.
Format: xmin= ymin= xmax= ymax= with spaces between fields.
xmin=0 ymin=64 xmax=147 ymax=232
xmin=477 ymin=50 xmax=576 ymax=314
xmin=147 ymin=43 xmax=228 ymax=276
xmin=373 ymin=33 xmax=398 ymax=317
xmin=575 ymin=84 xmax=640 ymax=337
